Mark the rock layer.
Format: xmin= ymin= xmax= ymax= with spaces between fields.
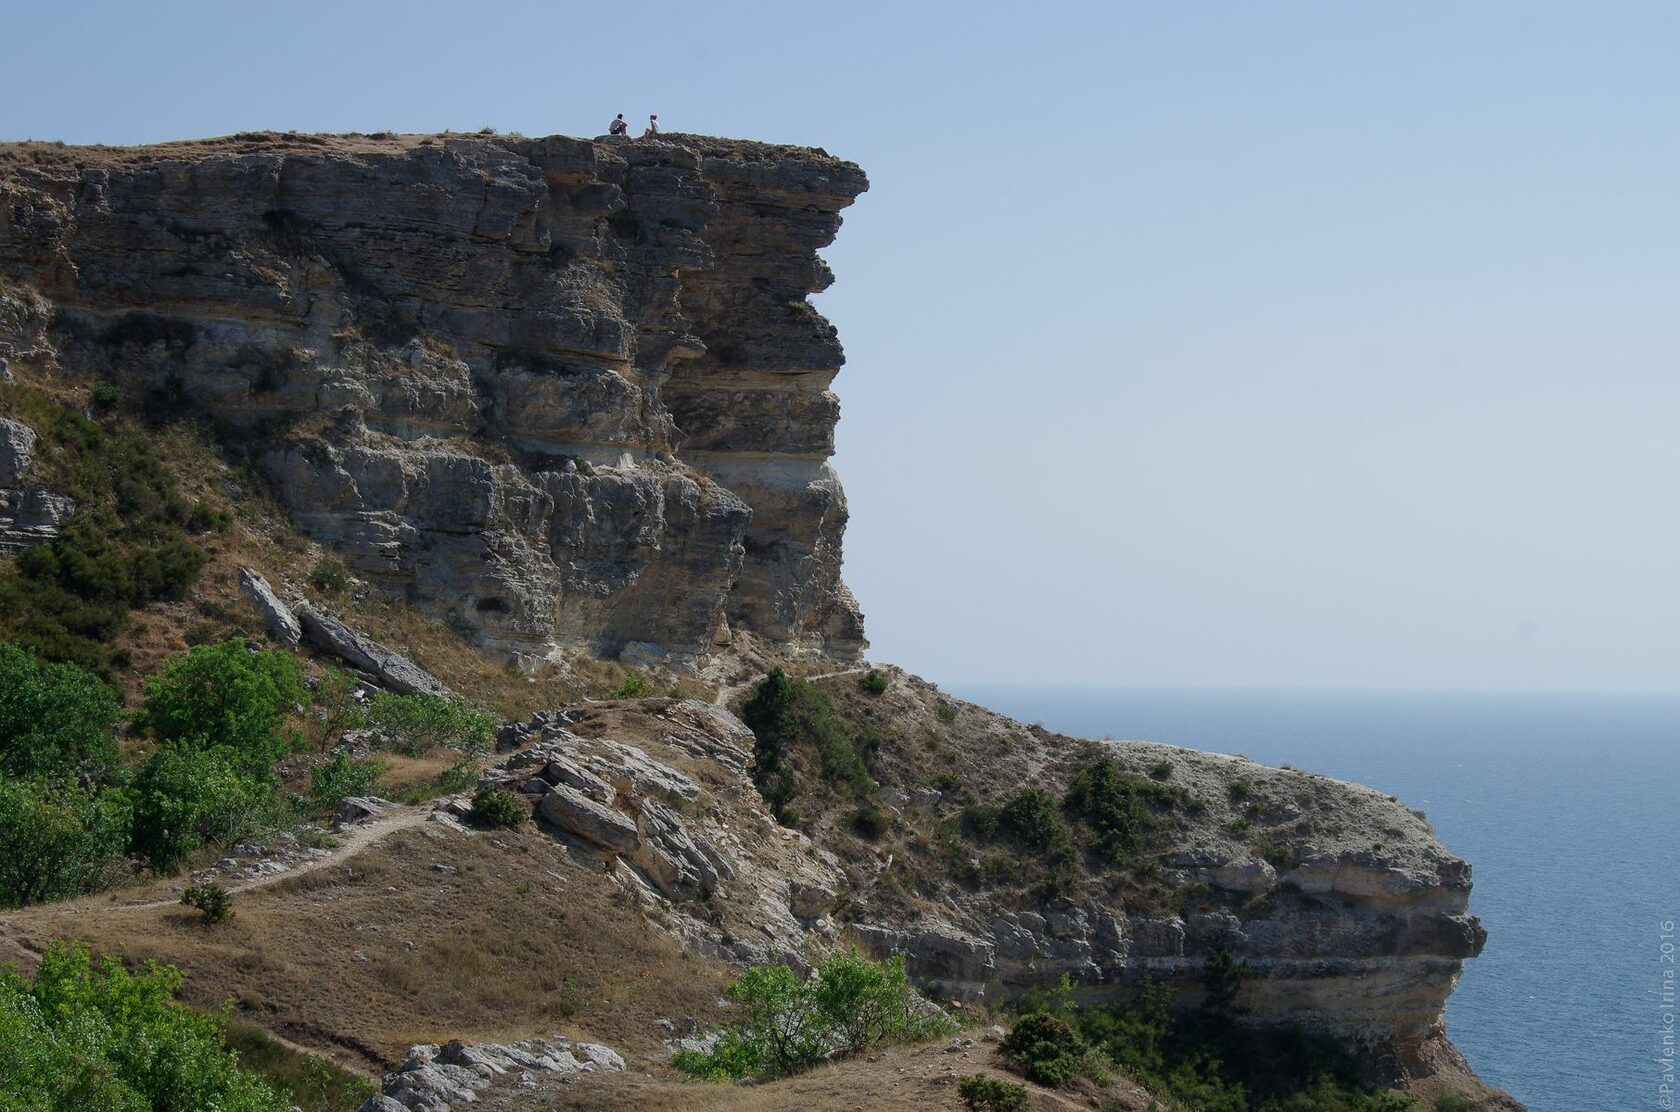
xmin=0 ymin=133 xmax=870 ymax=666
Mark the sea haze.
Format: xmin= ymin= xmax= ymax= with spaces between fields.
xmin=951 ymin=685 xmax=1679 ymax=1112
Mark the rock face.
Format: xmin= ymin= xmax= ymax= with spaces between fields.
xmin=0 ymin=415 xmax=74 ymax=555
xmin=361 ymin=1036 xmax=625 ymax=1112
xmin=0 ymin=132 xmax=869 ymax=667
xmin=496 ymin=700 xmax=846 ymax=966
xmin=516 ymin=682 xmax=1509 ymax=1105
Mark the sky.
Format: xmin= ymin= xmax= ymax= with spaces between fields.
xmin=4 ymin=1 xmax=1678 ymax=693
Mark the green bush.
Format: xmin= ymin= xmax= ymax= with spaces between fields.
xmin=1025 ymin=984 xmax=1416 ymax=1112
xmin=306 ymin=751 xmax=383 ymax=810
xmin=0 ymin=942 xmax=289 ymax=1111
xmin=857 ymin=669 xmax=888 ymax=695
xmin=222 ymin=1019 xmax=376 ymax=1112
xmin=741 ymin=669 xmax=878 ymax=822
xmin=808 ymin=950 xmax=951 ymax=1055
xmin=1251 ymin=835 xmax=1303 ymax=872
xmin=959 ymin=1073 xmax=1030 ymax=1112
xmin=129 ymin=745 xmax=276 ymax=872
xmin=0 ymin=777 xmax=133 ymax=907
xmin=849 ymin=804 xmax=889 ymax=840
xmin=0 ymin=389 xmax=215 ymax=674
xmin=997 ymin=787 xmax=1064 ymax=850
xmin=304 ymin=667 xmax=368 ymax=751
xmin=468 ymin=783 xmax=528 ymax=829
xmin=673 ymin=950 xmax=956 ymax=1082
xmin=305 ymin=555 xmax=350 ymax=595
xmin=614 ymin=669 xmax=651 ymax=698
xmin=133 ymin=640 xmax=306 ymax=773
xmin=91 ymin=381 xmax=121 ymax=410
xmin=181 ymin=883 xmax=234 ymax=924
xmin=1001 ymin=1011 xmax=1094 ymax=1087
xmin=1201 ymin=948 xmax=1256 ymax=1013
xmin=1062 ymin=755 xmax=1186 ymax=869
xmin=366 ymin=691 xmax=493 ymax=756
xmin=0 ymin=642 xmax=121 ymax=780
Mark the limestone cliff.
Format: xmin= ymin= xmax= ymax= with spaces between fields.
xmin=0 ymin=132 xmax=868 ymax=666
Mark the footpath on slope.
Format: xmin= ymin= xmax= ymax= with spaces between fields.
xmin=23 ymin=804 xmax=433 ymax=919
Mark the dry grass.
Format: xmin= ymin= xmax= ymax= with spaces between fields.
xmin=485 ymin=1037 xmax=1122 ymax=1112
xmin=0 ymin=823 xmax=731 ymax=1072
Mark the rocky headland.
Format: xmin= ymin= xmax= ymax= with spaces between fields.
xmin=0 ymin=131 xmax=1516 ymax=1110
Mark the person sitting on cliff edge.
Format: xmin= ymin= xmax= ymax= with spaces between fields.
xmin=643 ymin=114 xmax=660 ymax=138
xmin=608 ymin=113 xmax=628 ymax=136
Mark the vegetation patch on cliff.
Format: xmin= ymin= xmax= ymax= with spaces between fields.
xmin=0 ymin=384 xmax=225 ymax=676
xmin=1004 ymin=979 xmax=1417 ymax=1112
xmin=741 ymin=668 xmax=881 ymax=824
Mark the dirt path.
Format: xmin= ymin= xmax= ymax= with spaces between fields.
xmin=28 ymin=805 xmax=431 ymax=919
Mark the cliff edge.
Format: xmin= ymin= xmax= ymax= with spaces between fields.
xmin=0 ymin=131 xmax=868 ymax=667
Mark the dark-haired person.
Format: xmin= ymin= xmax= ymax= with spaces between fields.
xmin=608 ymin=113 xmax=628 ymax=136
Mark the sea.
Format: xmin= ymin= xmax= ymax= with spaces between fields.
xmin=952 ymin=685 xmax=1679 ymax=1112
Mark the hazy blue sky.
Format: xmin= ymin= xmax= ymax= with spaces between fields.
xmin=6 ymin=2 xmax=1677 ymax=692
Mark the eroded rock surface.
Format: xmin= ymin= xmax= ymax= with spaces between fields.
xmin=0 ymin=133 xmax=869 ymax=667
xmin=360 ymin=1036 xmax=625 ymax=1112
xmin=0 ymin=415 xmax=74 ymax=554
xmin=493 ymin=700 xmax=845 ymax=968
xmin=499 ymin=682 xmax=1498 ymax=1097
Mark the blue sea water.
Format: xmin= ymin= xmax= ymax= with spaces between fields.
xmin=952 ymin=686 xmax=1679 ymax=1112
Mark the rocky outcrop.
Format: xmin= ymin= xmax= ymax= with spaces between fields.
xmin=0 ymin=133 xmax=870 ymax=668
xmin=238 ymin=567 xmax=303 ymax=647
xmin=0 ymin=415 xmax=74 ymax=555
xmin=508 ymin=683 xmax=1504 ymax=1103
xmin=359 ymin=1036 xmax=625 ymax=1112
xmin=495 ymin=700 xmax=845 ymax=966
xmin=294 ymin=600 xmax=451 ymax=697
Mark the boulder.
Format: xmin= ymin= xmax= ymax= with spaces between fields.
xmin=295 ymin=602 xmax=450 ymax=697
xmin=634 ymin=801 xmax=721 ymax=899
xmin=334 ymin=796 xmax=393 ymax=827
xmin=537 ymin=785 xmax=640 ymax=853
xmin=0 ymin=417 xmax=74 ymax=555
xmin=367 ymin=1036 xmax=625 ymax=1110
xmin=239 ymin=567 xmax=302 ymax=647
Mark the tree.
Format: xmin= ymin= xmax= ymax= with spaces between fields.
xmin=809 ymin=950 xmax=926 ymax=1055
xmin=307 ymin=751 xmax=383 ymax=811
xmin=129 ymin=744 xmax=275 ymax=872
xmin=0 ymin=642 xmax=121 ymax=780
xmin=133 ymin=640 xmax=305 ymax=771
xmin=366 ymin=691 xmax=492 ymax=756
xmin=0 ymin=777 xmax=132 ymax=907
xmin=0 ymin=942 xmax=289 ymax=1111
xmin=673 ymin=950 xmax=956 ymax=1082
